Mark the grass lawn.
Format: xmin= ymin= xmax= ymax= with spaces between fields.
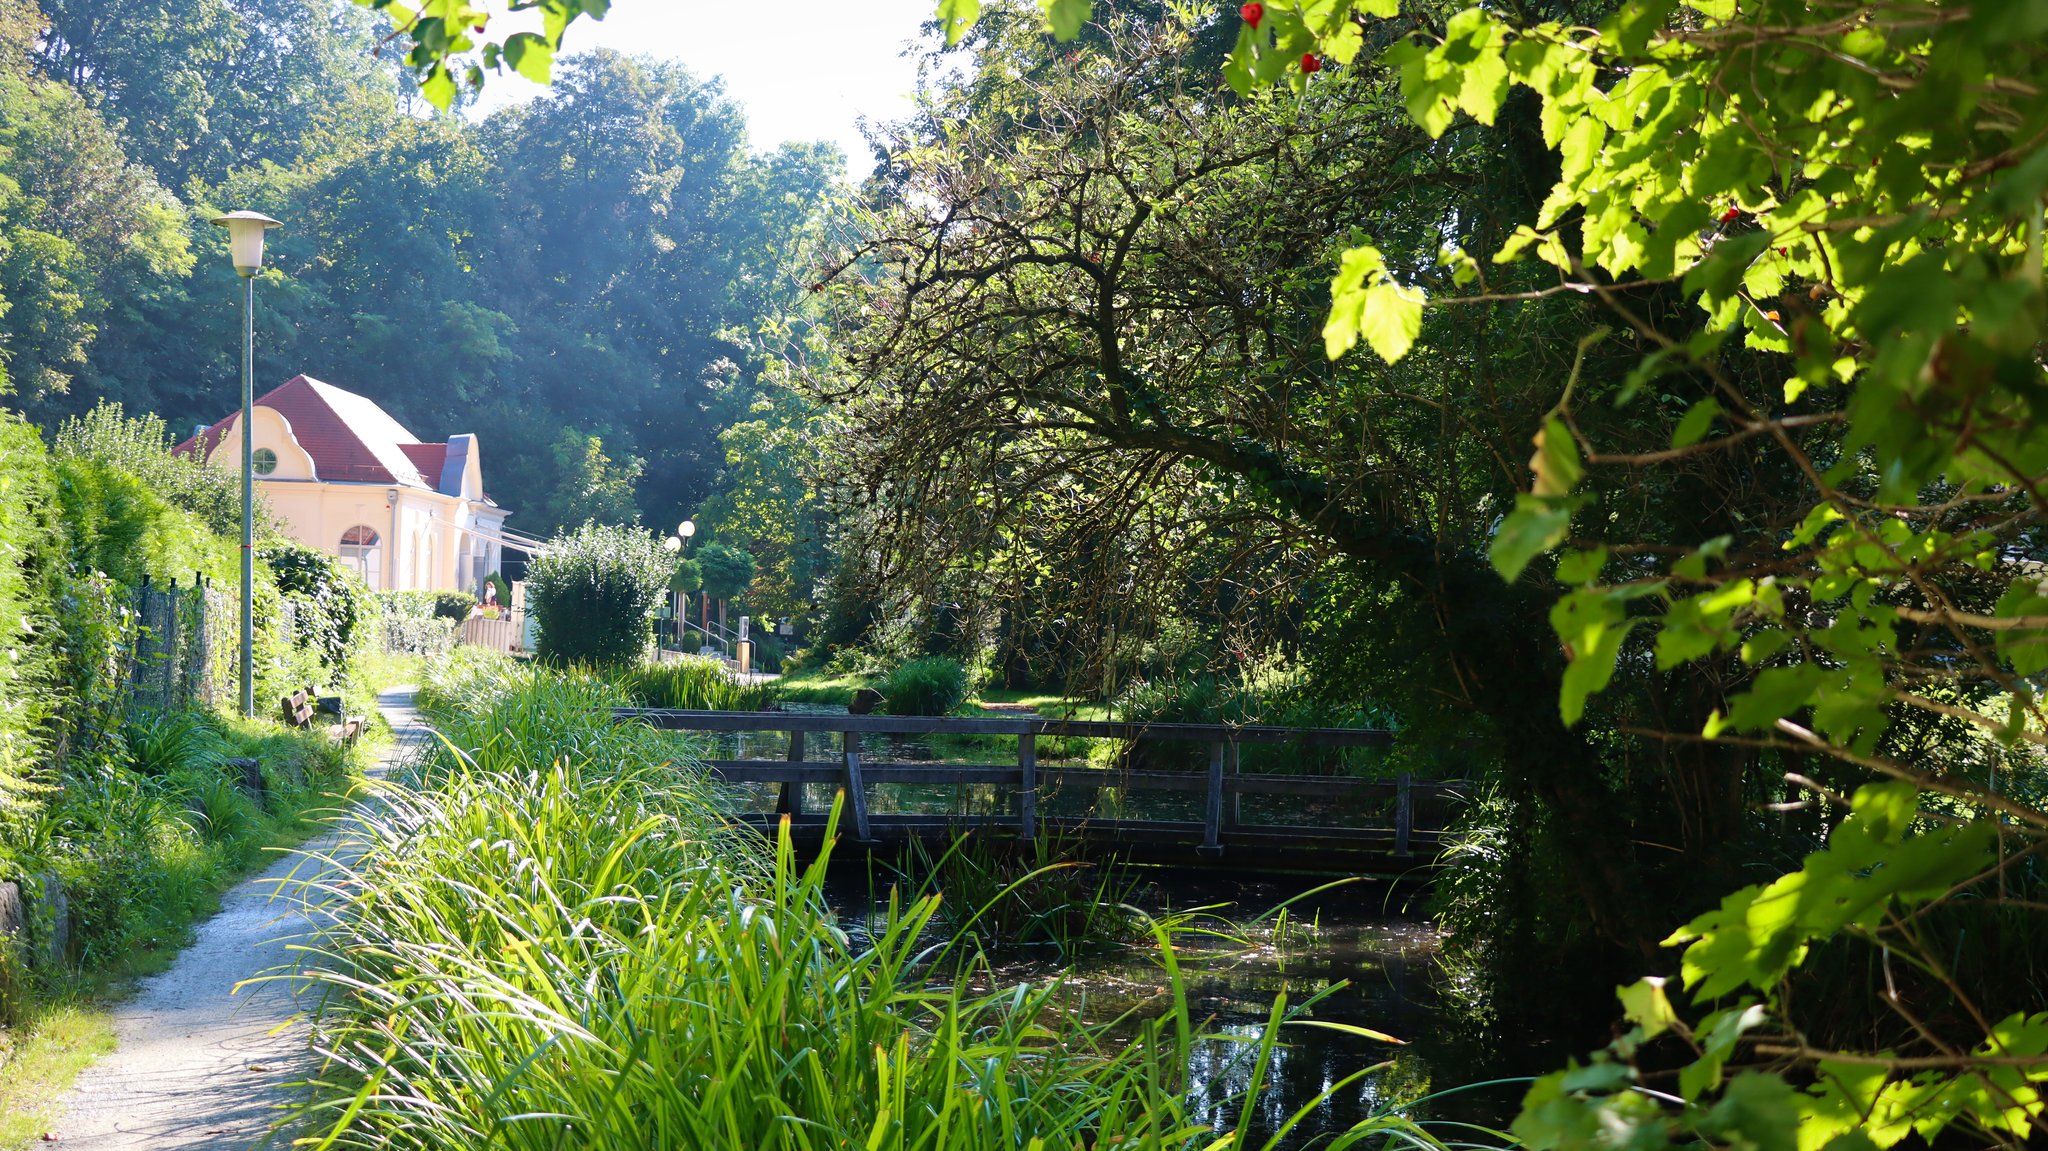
xmin=972 ymin=688 xmax=1111 ymax=722
xmin=770 ymin=668 xmax=877 ymax=706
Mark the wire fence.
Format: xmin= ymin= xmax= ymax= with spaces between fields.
xmin=128 ymin=576 xmax=237 ymax=712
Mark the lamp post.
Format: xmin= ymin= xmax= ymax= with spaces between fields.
xmin=211 ymin=210 xmax=282 ymax=718
xmin=665 ymin=520 xmax=697 ymax=648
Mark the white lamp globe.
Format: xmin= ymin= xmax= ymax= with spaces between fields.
xmin=679 ymin=520 xmax=696 ymax=539
xmin=210 ymin=210 xmax=283 ymax=277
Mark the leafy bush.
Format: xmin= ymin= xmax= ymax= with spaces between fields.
xmin=0 ymin=414 xmax=59 ymax=815
xmin=375 ymin=590 xmax=458 ymax=657
xmin=52 ymin=456 xmax=235 ymax=588
xmin=431 ymin=591 xmax=477 ymax=622
xmin=52 ymin=402 xmax=259 ymax=539
xmin=120 ymin=710 xmax=226 ymax=778
xmin=526 ymin=522 xmax=670 ymax=667
xmin=263 ymin=543 xmax=368 ymax=679
xmin=879 ymin=656 xmax=970 ymax=716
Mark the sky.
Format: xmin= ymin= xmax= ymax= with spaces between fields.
xmin=476 ymin=0 xmax=945 ymax=177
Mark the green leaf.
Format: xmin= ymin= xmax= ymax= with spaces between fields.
xmin=1555 ymin=546 xmax=1607 ymax=585
xmin=1491 ymin=495 xmax=1574 ymax=583
xmin=1040 ymin=0 xmax=1091 ymax=40
xmin=1530 ymin=417 xmax=1583 ymax=497
xmin=1552 ymin=586 xmax=1635 ymax=725
xmin=502 ymin=32 xmax=554 ymax=84
xmin=935 ymin=0 xmax=981 ymax=46
xmin=1325 ymin=245 xmax=1425 ymax=362
xmin=1358 ymin=0 xmax=1398 ymax=15
xmin=1671 ymin=397 xmax=1724 ymax=449
xmin=420 ymin=62 xmax=458 ymax=110
xmin=1618 ymin=977 xmax=1679 ymax=1040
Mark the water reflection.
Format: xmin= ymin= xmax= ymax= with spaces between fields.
xmin=826 ymin=868 xmax=1522 ymax=1148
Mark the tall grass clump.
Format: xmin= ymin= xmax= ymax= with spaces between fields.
xmin=613 ymin=655 xmax=772 ymax=711
xmin=879 ymin=655 xmax=970 ymax=716
xmin=289 ymin=661 xmax=1222 ymax=1150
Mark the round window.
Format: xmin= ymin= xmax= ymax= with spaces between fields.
xmin=252 ymin=447 xmax=278 ymax=476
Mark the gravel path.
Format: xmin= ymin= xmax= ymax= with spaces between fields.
xmin=47 ymin=687 xmax=427 ymax=1149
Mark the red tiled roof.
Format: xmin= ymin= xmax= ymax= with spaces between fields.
xmin=399 ymin=443 xmax=448 ymax=486
xmin=176 ymin=375 xmax=435 ymax=488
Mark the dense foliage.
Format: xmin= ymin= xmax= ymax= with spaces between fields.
xmin=784 ymin=0 xmax=2048 ymax=1143
xmin=1 ymin=0 xmax=837 ymax=535
xmin=525 ymin=522 xmax=670 ymax=666
xmin=0 ymin=397 xmax=368 ymax=1048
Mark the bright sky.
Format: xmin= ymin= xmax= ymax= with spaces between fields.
xmin=477 ymin=0 xmax=944 ymax=178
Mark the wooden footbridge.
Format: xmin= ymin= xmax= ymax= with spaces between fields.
xmin=614 ymin=710 xmax=1466 ymax=873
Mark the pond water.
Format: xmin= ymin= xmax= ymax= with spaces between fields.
xmin=818 ymin=869 xmax=1529 ymax=1147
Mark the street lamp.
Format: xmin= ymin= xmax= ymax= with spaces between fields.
xmin=211 ymin=210 xmax=282 ymax=718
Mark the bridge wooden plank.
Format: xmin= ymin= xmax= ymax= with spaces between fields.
xmin=842 ymin=734 xmax=873 ymax=842
xmin=1018 ymin=735 xmax=1037 ymax=842
xmin=1201 ymin=741 xmax=1225 ymax=855
xmin=777 ymin=731 xmax=805 ymax=816
xmin=616 ymin=708 xmax=1395 ymax=746
xmin=698 ymin=760 xmax=1465 ymax=803
xmin=726 ymin=812 xmax=1447 ymax=855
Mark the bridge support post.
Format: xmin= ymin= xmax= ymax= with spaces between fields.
xmin=1018 ymin=733 xmax=1037 ymax=842
xmin=777 ymin=730 xmax=806 ymax=817
xmin=1199 ymin=741 xmax=1225 ymax=858
xmin=1394 ymin=772 xmax=1414 ymax=858
xmin=1224 ymin=740 xmax=1241 ymax=832
xmin=842 ymin=731 xmax=873 ymax=843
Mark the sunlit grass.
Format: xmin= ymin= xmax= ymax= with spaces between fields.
xmin=0 ymin=1003 xmax=115 ymax=1149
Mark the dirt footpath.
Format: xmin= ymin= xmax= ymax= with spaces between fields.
xmin=47 ymin=687 xmax=425 ymax=1149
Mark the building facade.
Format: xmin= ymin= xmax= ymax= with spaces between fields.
xmin=179 ymin=375 xmax=517 ymax=594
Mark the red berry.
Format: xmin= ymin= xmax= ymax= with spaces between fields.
xmin=1719 ymin=207 xmax=1740 ymax=223
xmin=1301 ymin=52 xmax=1322 ymax=73
xmin=1240 ymin=2 xmax=1263 ymax=28
xmin=1777 ymin=246 xmax=1788 ymax=256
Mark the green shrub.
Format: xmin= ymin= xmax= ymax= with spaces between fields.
xmin=0 ymin=414 xmax=59 ymax=818
xmin=52 ymin=456 xmax=234 ymax=588
xmin=52 ymin=402 xmax=259 ymax=540
xmin=879 ymin=656 xmax=970 ymax=716
xmin=263 ymin=544 xmax=368 ymax=680
xmin=120 ymin=710 xmax=226 ymax=778
xmin=526 ymin=522 xmax=669 ymax=667
xmin=375 ymin=590 xmax=458 ymax=657
xmin=431 ymin=591 xmax=477 ymax=622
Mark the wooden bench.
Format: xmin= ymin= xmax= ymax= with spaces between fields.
xmin=281 ymin=687 xmax=365 ymax=744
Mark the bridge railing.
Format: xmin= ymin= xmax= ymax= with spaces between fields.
xmin=613 ymin=709 xmax=1465 ymax=864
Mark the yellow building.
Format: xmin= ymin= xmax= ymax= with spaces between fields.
xmin=178 ymin=375 xmax=531 ymax=593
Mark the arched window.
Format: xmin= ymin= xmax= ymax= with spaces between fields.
xmin=339 ymin=525 xmax=382 ymax=586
